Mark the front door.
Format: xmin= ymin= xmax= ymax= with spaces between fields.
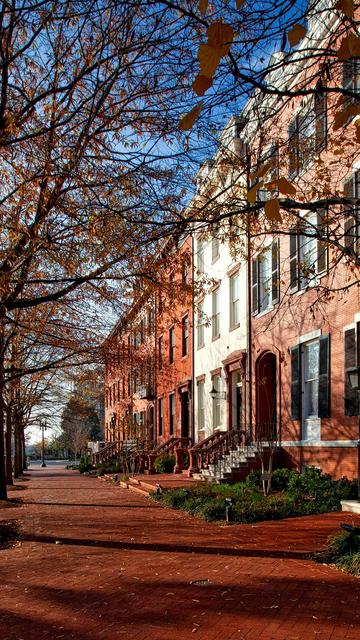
xmin=181 ymin=391 xmax=189 ymax=438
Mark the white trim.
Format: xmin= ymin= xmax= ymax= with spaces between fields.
xmin=296 ymin=329 xmax=321 ymax=345
xmin=354 ymin=312 xmax=360 ymax=323
xmin=343 ymin=323 xmax=356 ymax=333
xmin=282 ymin=440 xmax=358 ymax=448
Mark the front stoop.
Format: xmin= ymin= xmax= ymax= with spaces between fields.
xmin=341 ymin=500 xmax=360 ymax=514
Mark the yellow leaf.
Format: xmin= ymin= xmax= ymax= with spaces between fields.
xmin=178 ymin=102 xmax=203 ymax=131
xmin=199 ymin=0 xmax=208 ymax=15
xmin=277 ymin=177 xmax=297 ymax=196
xmin=247 ymin=182 xmax=262 ymax=204
xmin=236 ymin=0 xmax=245 ymax=7
xmin=337 ymin=33 xmax=360 ymax=59
xmin=288 ymin=24 xmax=307 ymax=48
xmin=198 ymin=43 xmax=222 ymax=78
xmin=192 ymin=74 xmax=213 ymax=96
xmin=335 ymin=0 xmax=354 ymax=18
xmin=207 ymin=21 xmax=234 ymax=56
xmin=264 ymin=199 xmax=282 ymax=223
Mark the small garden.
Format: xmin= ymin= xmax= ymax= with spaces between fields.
xmin=151 ymin=467 xmax=358 ymax=524
xmin=314 ymin=525 xmax=360 ymax=577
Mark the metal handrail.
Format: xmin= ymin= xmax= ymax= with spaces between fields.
xmin=189 ymin=429 xmax=247 ymax=470
xmin=149 ymin=436 xmax=193 ymax=456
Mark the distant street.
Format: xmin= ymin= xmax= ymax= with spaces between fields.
xmin=1 ymin=468 xmax=360 ymax=640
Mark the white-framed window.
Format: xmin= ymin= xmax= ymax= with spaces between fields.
xmin=229 ymin=271 xmax=240 ymax=328
xmin=182 ymin=315 xmax=189 ymax=357
xmin=252 ymin=241 xmax=280 ymax=315
xmin=197 ymin=380 xmax=205 ymax=432
xmin=303 ymin=340 xmax=320 ymax=420
xmin=197 ymin=300 xmax=205 ymax=348
xmin=211 ymin=236 xmax=220 ymax=262
xmin=197 ymin=239 xmax=205 ymax=273
xmin=289 ymin=211 xmax=328 ymax=293
xmin=212 ymin=288 xmax=220 ymax=339
xmin=169 ymin=327 xmax=175 ymax=363
xmin=212 ymin=374 xmax=222 ymax=429
xmin=288 ymin=90 xmax=327 ymax=178
xmin=158 ymin=398 xmax=163 ymax=436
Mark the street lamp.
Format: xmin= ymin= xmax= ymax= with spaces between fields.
xmin=346 ymin=366 xmax=360 ymax=501
xmin=209 ymin=385 xmax=226 ymax=400
xmin=39 ymin=419 xmax=48 ymax=468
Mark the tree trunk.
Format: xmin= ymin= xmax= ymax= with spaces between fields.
xmin=21 ymin=427 xmax=26 ymax=472
xmin=5 ymin=406 xmax=13 ymax=485
xmin=13 ymin=414 xmax=22 ymax=478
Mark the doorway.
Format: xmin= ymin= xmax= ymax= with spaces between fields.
xmin=256 ymin=351 xmax=277 ymax=439
xmin=181 ymin=391 xmax=190 ymax=438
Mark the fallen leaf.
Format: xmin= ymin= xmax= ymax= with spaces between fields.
xmin=264 ymin=199 xmax=282 ymax=223
xmin=178 ymin=102 xmax=203 ymax=131
xmin=335 ymin=0 xmax=354 ymax=18
xmin=288 ymin=24 xmax=307 ymax=48
xmin=192 ymin=74 xmax=213 ymax=96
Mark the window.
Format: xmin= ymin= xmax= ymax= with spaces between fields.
xmin=182 ymin=315 xmax=189 ymax=357
xmin=169 ymin=392 xmax=175 ymax=435
xmin=212 ymin=374 xmax=222 ymax=429
xmin=158 ymin=398 xmax=163 ymax=436
xmin=158 ymin=335 xmax=163 ymax=366
xmin=289 ymin=212 xmax=328 ymax=293
xmin=169 ymin=272 xmax=175 ymax=301
xmin=257 ymin=144 xmax=279 ymax=202
xmin=229 ymin=271 xmax=240 ymax=328
xmin=343 ymin=60 xmax=360 ymax=107
xmin=288 ymin=94 xmax=327 ymax=179
xmin=344 ymin=324 xmax=360 ymax=416
xmin=197 ymin=380 xmax=205 ymax=432
xmin=169 ymin=327 xmax=175 ymax=363
xmin=211 ymin=236 xmax=220 ymax=262
xmin=182 ymin=260 xmax=190 ymax=284
xmin=197 ymin=239 xmax=205 ymax=273
xmin=291 ymin=336 xmax=330 ymax=424
xmin=252 ymin=241 xmax=279 ymax=315
xmin=212 ymin=288 xmax=220 ymax=339
xmin=343 ymin=172 xmax=360 ymax=255
xmin=197 ymin=300 xmax=205 ymax=348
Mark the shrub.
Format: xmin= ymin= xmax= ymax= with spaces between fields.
xmin=78 ymin=462 xmax=94 ymax=473
xmin=154 ymin=454 xmax=176 ymax=474
xmin=245 ymin=469 xmax=262 ymax=488
xmin=315 ymin=530 xmax=360 ymax=577
xmin=271 ymin=468 xmax=294 ymax=491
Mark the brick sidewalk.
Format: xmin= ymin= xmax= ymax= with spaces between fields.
xmin=0 ymin=467 xmax=360 ymax=640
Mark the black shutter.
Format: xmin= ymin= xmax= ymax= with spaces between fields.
xmin=271 ymin=239 xmax=280 ymax=304
xmin=291 ymin=345 xmax=301 ymax=420
xmin=318 ymin=335 xmax=330 ymax=418
xmin=289 ymin=231 xmax=299 ymax=292
xmin=315 ymin=83 xmax=327 ymax=151
xmin=317 ymin=208 xmax=328 ymax=274
xmin=252 ymin=258 xmax=259 ymax=315
xmin=344 ymin=328 xmax=359 ymax=416
xmin=344 ymin=175 xmax=356 ymax=251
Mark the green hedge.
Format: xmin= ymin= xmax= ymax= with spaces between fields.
xmin=152 ymin=467 xmax=358 ymax=524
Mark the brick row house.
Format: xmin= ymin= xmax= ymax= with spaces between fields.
xmin=101 ymin=2 xmax=360 ymax=480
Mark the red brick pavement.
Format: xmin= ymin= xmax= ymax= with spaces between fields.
xmin=0 ymin=466 xmax=360 ymax=640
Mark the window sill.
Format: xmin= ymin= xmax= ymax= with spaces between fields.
xmin=253 ymin=306 xmax=274 ymax=319
xmin=197 ymin=344 xmax=205 ymax=350
xmin=211 ymin=255 xmax=220 ymax=264
xmin=229 ymin=322 xmax=240 ymax=332
xmin=212 ymin=335 xmax=220 ymax=342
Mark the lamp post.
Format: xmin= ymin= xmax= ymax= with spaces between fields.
xmin=209 ymin=385 xmax=226 ymax=400
xmin=346 ymin=366 xmax=360 ymax=501
xmin=110 ymin=412 xmax=116 ymax=441
xmin=39 ymin=419 xmax=47 ymax=468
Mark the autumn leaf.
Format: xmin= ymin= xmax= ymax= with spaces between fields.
xmin=198 ymin=44 xmax=222 ymax=78
xmin=288 ymin=24 xmax=307 ymax=48
xmin=337 ymin=33 xmax=360 ymax=59
xmin=247 ymin=182 xmax=262 ymax=204
xmin=207 ymin=21 xmax=234 ymax=56
xmin=250 ymin=162 xmax=272 ymax=181
xmin=236 ymin=0 xmax=245 ymax=8
xmin=335 ymin=0 xmax=354 ymax=18
xmin=178 ymin=102 xmax=203 ymax=131
xmin=333 ymin=104 xmax=360 ymax=130
xmin=277 ymin=177 xmax=297 ymax=196
xmin=264 ymin=199 xmax=282 ymax=223
xmin=199 ymin=0 xmax=208 ymax=15
xmin=192 ymin=74 xmax=213 ymax=96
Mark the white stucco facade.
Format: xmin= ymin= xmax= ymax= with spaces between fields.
xmin=194 ymin=233 xmax=248 ymax=442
